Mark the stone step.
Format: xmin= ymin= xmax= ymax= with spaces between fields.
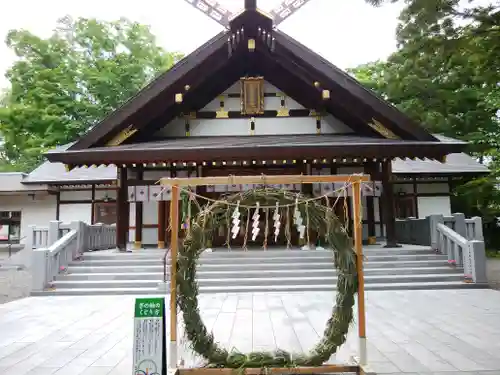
xmin=32 ymin=280 xmax=486 ymax=296
xmin=71 ymin=255 xmax=337 ymax=267
xmin=80 ymin=247 xmax=435 ymax=261
xmin=51 ymin=273 xmax=465 ymax=289
xmin=66 ymin=259 xmax=451 ymax=274
xmin=81 ymin=251 xmax=165 ymax=261
xmin=365 ymin=254 xmax=447 ymax=261
xmin=66 ymin=262 xmax=334 ymax=273
xmin=58 ymin=266 xmax=461 ymax=281
xmin=75 ymin=252 xmax=445 ymax=266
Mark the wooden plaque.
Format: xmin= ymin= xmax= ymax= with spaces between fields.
xmin=241 ymin=77 xmax=264 ymax=115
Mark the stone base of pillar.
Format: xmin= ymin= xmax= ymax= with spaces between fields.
xmin=384 ymin=242 xmax=402 ymax=248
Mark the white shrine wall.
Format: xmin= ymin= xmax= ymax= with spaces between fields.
xmin=156 ymin=82 xmax=354 ymax=138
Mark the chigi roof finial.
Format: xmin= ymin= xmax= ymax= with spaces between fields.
xmin=245 ymin=0 xmax=257 ymax=10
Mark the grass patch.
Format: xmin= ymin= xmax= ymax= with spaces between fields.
xmin=486 ymin=249 xmax=500 ymax=259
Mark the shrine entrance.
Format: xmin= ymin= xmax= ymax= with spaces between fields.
xmin=161 ymin=173 xmax=371 ymax=374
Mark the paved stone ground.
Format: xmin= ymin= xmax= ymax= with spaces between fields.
xmin=0 ymin=269 xmax=31 ymax=304
xmin=486 ymin=258 xmax=500 ymax=290
xmin=1 ymin=290 xmax=500 ymax=374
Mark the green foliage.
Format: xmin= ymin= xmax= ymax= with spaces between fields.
xmin=355 ymin=0 xmax=500 ymax=243
xmin=179 ymin=188 xmax=358 ymax=368
xmin=0 ymin=16 xmax=183 ymax=172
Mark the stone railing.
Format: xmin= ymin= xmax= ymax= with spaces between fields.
xmin=396 ymin=213 xmax=484 ymax=247
xmin=395 ymin=217 xmax=431 ymax=245
xmin=436 ymin=223 xmax=487 ymax=283
xmin=87 ymin=223 xmax=116 ymax=251
xmin=396 ymin=213 xmax=486 ymax=284
xmin=30 ymin=221 xmax=116 ymax=292
xmin=28 ymin=222 xmax=72 ymax=250
xmin=465 ymin=217 xmax=483 ymax=241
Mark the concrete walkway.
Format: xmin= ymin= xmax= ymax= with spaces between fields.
xmin=1 ymin=290 xmax=500 ymax=374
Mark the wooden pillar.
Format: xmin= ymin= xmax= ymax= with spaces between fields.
xmin=134 ymin=168 xmax=144 ymax=249
xmin=302 ymin=162 xmax=313 ymax=196
xmin=116 ymin=167 xmax=129 ymax=251
xmin=158 ymin=200 xmax=166 ymax=249
xmin=381 ymin=160 xmax=399 ymax=248
xmin=352 ymin=179 xmax=367 ymax=365
xmin=169 ymin=184 xmax=180 ymax=366
xmin=412 ymin=177 xmax=419 ymax=218
xmin=90 ymin=184 xmax=96 ymax=224
xmin=364 ymin=164 xmax=376 ymax=244
xmin=56 ymin=191 xmax=61 ymax=221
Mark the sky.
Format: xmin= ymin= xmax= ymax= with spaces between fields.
xmin=0 ymin=0 xmax=404 ymax=89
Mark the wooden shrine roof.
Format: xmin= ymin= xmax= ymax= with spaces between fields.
xmin=46 ymin=134 xmax=465 ymax=167
xmin=57 ymin=8 xmax=447 ymax=155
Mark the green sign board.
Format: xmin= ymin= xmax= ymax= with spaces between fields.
xmin=133 ymin=297 xmax=166 ymax=375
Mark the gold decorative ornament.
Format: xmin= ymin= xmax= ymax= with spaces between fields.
xmin=276 ymin=95 xmax=290 ymax=117
xmin=216 ymin=95 xmax=229 ymax=118
xmin=322 ymin=89 xmax=330 ymax=100
xmin=314 ymin=81 xmax=321 ymax=88
xmin=106 ymin=125 xmax=138 ymax=146
xmin=241 ymin=77 xmax=265 ymax=115
xmin=367 ymin=118 xmax=400 ymax=140
xmin=175 ymin=93 xmax=183 ymax=103
xmin=247 ymin=38 xmax=256 ymax=52
xmin=184 ymin=85 xmax=191 ymax=91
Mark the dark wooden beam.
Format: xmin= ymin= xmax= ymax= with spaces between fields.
xmin=56 ymin=192 xmax=60 ymax=221
xmin=158 ymin=200 xmax=167 ymax=249
xmin=382 ymin=160 xmax=400 ymax=248
xmin=90 ymin=184 xmax=96 ymax=224
xmin=364 ymin=163 xmax=376 ymax=242
xmin=245 ymin=0 xmax=257 ymax=10
xmin=116 ymin=167 xmax=129 ymax=251
xmin=189 ymin=109 xmax=313 ymax=119
xmin=134 ymin=168 xmax=144 ymax=249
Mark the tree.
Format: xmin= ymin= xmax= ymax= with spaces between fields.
xmin=0 ymin=16 xmax=183 ymax=171
xmin=355 ymin=0 xmax=500 ymax=245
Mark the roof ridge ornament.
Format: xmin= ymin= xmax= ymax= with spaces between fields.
xmin=182 ymin=0 xmax=316 ymax=29
xmin=182 ymin=0 xmax=233 ymax=28
xmin=270 ymin=0 xmax=315 ymax=27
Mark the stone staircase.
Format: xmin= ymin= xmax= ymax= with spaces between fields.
xmin=31 ymin=244 xmax=486 ymax=296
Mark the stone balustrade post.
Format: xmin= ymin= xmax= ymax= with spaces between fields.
xmin=469 ymin=240 xmax=487 ymax=283
xmin=452 ymin=213 xmax=466 ymax=238
xmin=428 ymin=214 xmax=444 ymax=251
xmin=70 ymin=221 xmax=87 ymax=256
xmin=48 ymin=221 xmax=61 ymax=246
xmin=31 ymin=249 xmax=48 ymax=292
xmin=471 ymin=217 xmax=484 ymax=241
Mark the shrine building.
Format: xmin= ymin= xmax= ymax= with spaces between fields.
xmin=0 ymin=0 xmax=488 ymax=250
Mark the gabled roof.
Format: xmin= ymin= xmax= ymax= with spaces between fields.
xmin=65 ymin=8 xmax=443 ymax=154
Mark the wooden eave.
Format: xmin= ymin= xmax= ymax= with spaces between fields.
xmin=46 ymin=135 xmax=466 ymax=167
